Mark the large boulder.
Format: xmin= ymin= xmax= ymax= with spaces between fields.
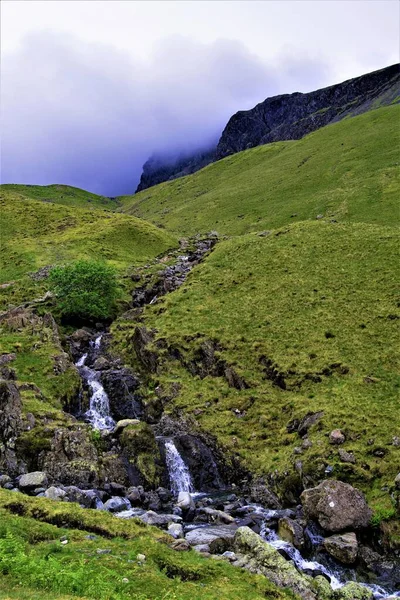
xmin=278 ymin=517 xmax=305 ymax=550
xmin=233 ymin=527 xmax=317 ymax=600
xmin=19 ymin=471 xmax=48 ymax=492
xmin=301 ymin=480 xmax=372 ymax=532
xmin=323 ymin=532 xmax=358 ymax=564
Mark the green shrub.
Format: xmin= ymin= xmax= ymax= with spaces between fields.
xmin=49 ymin=260 xmax=118 ymax=321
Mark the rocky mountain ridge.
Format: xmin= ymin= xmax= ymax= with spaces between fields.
xmin=135 ymin=63 xmax=399 ymax=191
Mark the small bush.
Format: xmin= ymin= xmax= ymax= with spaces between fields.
xmin=49 ymin=260 xmax=118 ymax=321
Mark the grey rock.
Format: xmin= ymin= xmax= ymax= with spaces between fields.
xmin=167 ymin=523 xmax=184 ymax=539
xmin=278 ymin=517 xmax=305 ymax=550
xmin=338 ymin=449 xmax=356 ymax=464
xmin=45 ymin=486 xmax=66 ymax=501
xmin=323 ymin=532 xmax=358 ymax=564
xmin=104 ymin=496 xmax=131 ymax=513
xmin=329 ymin=429 xmax=346 ymax=445
xmin=332 ymin=581 xmax=373 ymax=599
xmin=139 ymin=510 xmax=182 ymax=527
xmin=301 ymin=479 xmax=372 ymax=532
xmin=19 ymin=471 xmax=48 ymax=491
xmin=185 ymin=525 xmax=237 ymax=553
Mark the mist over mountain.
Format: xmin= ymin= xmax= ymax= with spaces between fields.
xmin=1 ymin=32 xmax=333 ymax=195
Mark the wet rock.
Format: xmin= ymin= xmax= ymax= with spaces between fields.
xmin=278 ymin=517 xmax=305 ymax=550
xmin=113 ymin=419 xmax=141 ymax=436
xmin=139 ymin=510 xmax=182 ymax=527
xmin=104 ymin=496 xmax=131 ymax=513
xmin=185 ymin=525 xmax=237 ymax=553
xmin=323 ymin=532 xmax=358 ymax=564
xmin=93 ymin=357 xmax=111 ymax=371
xmin=0 ymin=474 xmax=12 ymax=487
xmin=45 ymin=486 xmax=67 ymax=501
xmin=301 ymin=479 xmax=372 ymax=532
xmin=332 ymin=581 xmax=373 ymax=599
xmin=126 ymin=486 xmax=142 ymax=505
xmin=329 ymin=429 xmax=346 ymax=445
xmin=198 ymin=507 xmax=236 ymax=525
xmin=19 ymin=471 xmax=48 ymax=491
xmin=101 ymin=369 xmax=143 ymax=421
xmin=233 ymin=527 xmax=317 ymax=599
xmin=176 ymin=491 xmax=195 ymax=512
xmin=168 ymin=523 xmax=184 ymax=539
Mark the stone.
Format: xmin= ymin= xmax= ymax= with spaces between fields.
xmin=170 ymin=538 xmax=190 ymax=551
xmin=0 ymin=379 xmax=23 ymax=476
xmin=198 ymin=507 xmax=235 ymax=525
xmin=301 ymin=479 xmax=372 ymax=532
xmin=101 ymin=369 xmax=143 ymax=421
xmin=45 ymin=486 xmax=67 ymax=501
xmin=222 ymin=551 xmax=237 ymax=561
xmin=329 ymin=429 xmax=346 ymax=445
xmin=127 ymin=486 xmax=142 ymax=505
xmin=297 ymin=411 xmax=324 ymax=437
xmin=395 ymin=473 xmax=400 ymax=490
xmin=332 ymin=581 xmax=373 ymax=599
xmin=278 ymin=517 xmax=305 ymax=550
xmin=249 ymin=482 xmax=282 ymax=509
xmin=0 ymin=354 xmax=16 ymax=365
xmin=193 ymin=544 xmax=210 ymax=553
xmin=0 ymin=474 xmax=12 ymax=488
xmin=93 ymin=357 xmax=111 ymax=370
xmin=185 ymin=525 xmax=237 ymax=553
xmin=136 ymin=554 xmax=146 ymax=562
xmin=168 ymin=523 xmax=184 ymax=539
xmin=233 ymin=527 xmax=317 ymax=600
xmin=104 ymin=497 xmax=131 ymax=513
xmin=19 ymin=471 xmax=48 ymax=491
xmin=338 ymin=449 xmax=356 ymax=464
xmin=139 ymin=511 xmax=182 ymax=527
xmin=323 ymin=532 xmax=358 ymax=564
xmin=176 ymin=491 xmax=194 ymax=511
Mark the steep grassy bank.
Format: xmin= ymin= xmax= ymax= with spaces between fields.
xmin=119 ymin=105 xmax=400 ymax=235
xmin=0 ymin=489 xmax=293 ymax=600
xmin=112 ymin=220 xmax=400 ymax=514
xmin=0 ymin=184 xmax=118 ymax=210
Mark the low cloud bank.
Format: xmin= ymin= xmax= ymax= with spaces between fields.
xmin=1 ymin=33 xmax=331 ymax=195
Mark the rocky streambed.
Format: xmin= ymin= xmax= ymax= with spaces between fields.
xmin=1 ymin=234 xmax=399 ymax=600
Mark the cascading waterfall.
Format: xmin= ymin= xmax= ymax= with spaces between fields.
xmin=75 ymin=335 xmax=115 ymax=430
xmin=164 ymin=439 xmax=194 ymax=495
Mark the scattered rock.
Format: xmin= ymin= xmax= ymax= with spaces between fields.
xmin=113 ymin=419 xmax=141 ymax=436
xmin=170 ymin=538 xmax=190 ymax=551
xmin=136 ymin=553 xmax=146 ymax=562
xmin=139 ymin=511 xmax=182 ymax=527
xmin=168 ymin=523 xmax=184 ymax=539
xmin=301 ymin=479 xmax=372 ymax=532
xmin=329 ymin=429 xmax=346 ymax=445
xmin=185 ymin=525 xmax=237 ymax=553
xmin=338 ymin=449 xmax=356 ymax=464
xmin=323 ymin=532 xmax=358 ymax=564
xmin=395 ymin=473 xmax=400 ymax=490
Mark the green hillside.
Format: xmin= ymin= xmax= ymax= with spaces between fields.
xmin=0 ymin=183 xmax=118 ymax=210
xmin=113 ymin=219 xmax=400 ymax=511
xmin=119 ymin=105 xmax=400 ymax=235
xmin=0 ymin=188 xmax=177 ymax=309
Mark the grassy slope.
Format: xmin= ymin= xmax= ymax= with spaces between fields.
xmin=113 ymin=220 xmax=400 ymax=512
xmin=0 ymin=490 xmax=293 ymax=600
xmin=0 ymin=189 xmax=177 ymax=309
xmin=119 ymin=105 xmax=400 ymax=235
xmin=0 ymin=184 xmax=118 ymax=210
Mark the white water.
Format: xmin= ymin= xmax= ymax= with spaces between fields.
xmin=164 ymin=439 xmax=194 ymax=495
xmin=75 ymin=336 xmax=115 ymax=430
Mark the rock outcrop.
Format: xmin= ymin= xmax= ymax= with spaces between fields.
xmin=135 ymin=64 xmax=399 ymax=191
xmin=216 ymin=64 xmax=400 ymax=159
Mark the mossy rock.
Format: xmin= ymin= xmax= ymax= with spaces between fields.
xmin=120 ymin=422 xmax=162 ymax=487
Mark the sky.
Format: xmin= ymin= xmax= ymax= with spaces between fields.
xmin=1 ymin=0 xmax=399 ymax=196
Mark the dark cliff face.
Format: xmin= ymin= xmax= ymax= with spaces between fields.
xmin=135 ymin=147 xmax=216 ymax=193
xmin=136 ymin=64 xmax=399 ymax=192
xmin=216 ymin=64 xmax=400 ymax=159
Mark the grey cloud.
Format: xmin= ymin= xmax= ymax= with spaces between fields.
xmin=1 ymin=32 xmax=332 ymax=195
